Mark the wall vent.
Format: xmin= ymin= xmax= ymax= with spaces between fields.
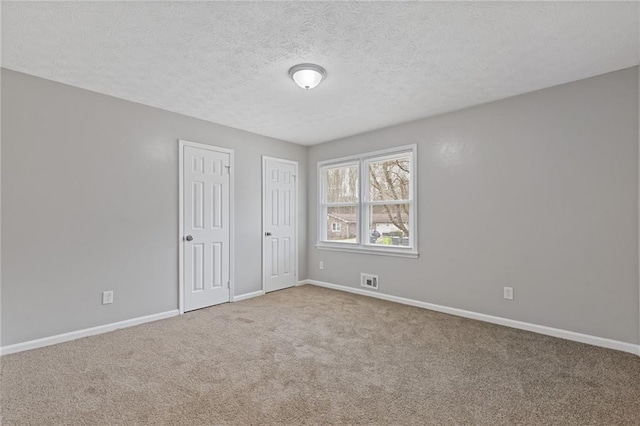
xmin=361 ymin=273 xmax=379 ymax=290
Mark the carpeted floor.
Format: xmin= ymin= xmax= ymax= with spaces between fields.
xmin=1 ymin=285 xmax=639 ymax=425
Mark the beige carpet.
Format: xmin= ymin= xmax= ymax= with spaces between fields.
xmin=1 ymin=285 xmax=639 ymax=425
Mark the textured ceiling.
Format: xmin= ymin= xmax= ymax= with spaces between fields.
xmin=2 ymin=1 xmax=639 ymax=145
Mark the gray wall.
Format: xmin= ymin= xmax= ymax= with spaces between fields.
xmin=3 ymin=66 xmax=639 ymax=348
xmin=308 ymin=67 xmax=640 ymax=345
xmin=1 ymin=69 xmax=307 ymax=346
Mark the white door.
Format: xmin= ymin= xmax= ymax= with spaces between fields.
xmin=182 ymin=143 xmax=231 ymax=312
xmin=263 ymin=157 xmax=297 ymax=293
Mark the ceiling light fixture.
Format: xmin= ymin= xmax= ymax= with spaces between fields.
xmin=289 ymin=63 xmax=326 ymax=90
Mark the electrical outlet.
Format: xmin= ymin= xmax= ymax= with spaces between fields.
xmin=102 ymin=290 xmax=114 ymax=305
xmin=503 ymin=287 xmax=514 ymax=300
xmin=319 ymin=261 xmax=324 ymax=270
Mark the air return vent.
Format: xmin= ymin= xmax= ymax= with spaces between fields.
xmin=361 ymin=273 xmax=379 ymax=290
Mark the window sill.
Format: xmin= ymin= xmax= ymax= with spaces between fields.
xmin=315 ymin=243 xmax=419 ymax=259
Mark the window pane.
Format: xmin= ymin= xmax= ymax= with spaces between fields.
xmin=325 ymin=164 xmax=358 ymax=203
xmin=326 ymin=206 xmax=358 ymax=242
xmin=368 ymin=156 xmax=410 ymax=201
xmin=367 ymin=204 xmax=410 ymax=246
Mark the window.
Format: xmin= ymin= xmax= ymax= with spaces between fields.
xmin=318 ymin=145 xmax=417 ymax=257
xmin=320 ymin=162 xmax=359 ymax=243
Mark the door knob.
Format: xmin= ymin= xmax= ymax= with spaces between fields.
xmin=265 ymin=232 xmax=272 ymax=236
xmin=185 ymin=235 xmax=193 ymax=241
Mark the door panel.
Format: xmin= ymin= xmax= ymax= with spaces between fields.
xmin=183 ymin=145 xmax=230 ymax=311
xmin=192 ymin=243 xmax=204 ymax=291
xmin=264 ymin=158 xmax=297 ymax=293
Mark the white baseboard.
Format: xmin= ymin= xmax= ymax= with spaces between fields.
xmin=301 ymin=279 xmax=640 ymax=357
xmin=0 ymin=310 xmax=180 ymax=356
xmin=232 ymin=290 xmax=265 ymax=302
xmin=4 ymin=284 xmax=637 ymax=358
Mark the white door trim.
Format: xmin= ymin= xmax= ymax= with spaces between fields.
xmin=178 ymin=139 xmax=235 ymax=314
xmin=262 ymin=156 xmax=299 ymax=294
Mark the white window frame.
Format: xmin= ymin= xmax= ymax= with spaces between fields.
xmin=316 ymin=144 xmax=418 ymax=258
xmin=331 ymin=222 xmax=342 ymax=232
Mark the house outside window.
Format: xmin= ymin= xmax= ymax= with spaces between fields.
xmin=317 ymin=145 xmax=417 ymax=258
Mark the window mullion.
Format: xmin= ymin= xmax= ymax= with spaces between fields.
xmin=321 ymin=204 xmax=328 ymax=242
xmin=360 ymin=160 xmax=366 ymax=246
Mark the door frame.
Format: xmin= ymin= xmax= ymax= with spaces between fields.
xmin=262 ymin=156 xmax=299 ymax=294
xmin=178 ymin=139 xmax=235 ymax=314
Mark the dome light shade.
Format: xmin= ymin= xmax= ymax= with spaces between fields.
xmin=289 ymin=64 xmax=326 ymax=90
